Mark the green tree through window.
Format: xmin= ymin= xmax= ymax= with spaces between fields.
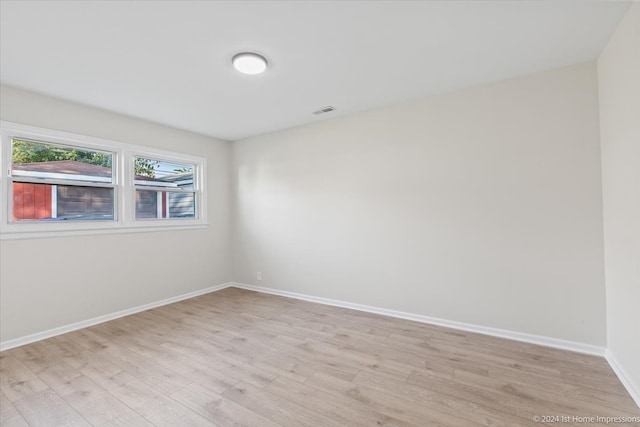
xmin=12 ymin=139 xmax=159 ymax=178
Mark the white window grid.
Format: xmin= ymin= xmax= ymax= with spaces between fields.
xmin=0 ymin=121 xmax=207 ymax=240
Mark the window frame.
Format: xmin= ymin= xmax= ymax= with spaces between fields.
xmin=9 ymin=137 xmax=118 ymax=224
xmin=130 ymin=154 xmax=198 ymax=221
xmin=1 ymin=121 xmax=207 ymax=240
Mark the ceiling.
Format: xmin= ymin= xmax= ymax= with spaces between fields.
xmin=0 ymin=1 xmax=630 ymax=141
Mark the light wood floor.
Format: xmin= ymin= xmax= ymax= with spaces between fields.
xmin=1 ymin=288 xmax=638 ymax=426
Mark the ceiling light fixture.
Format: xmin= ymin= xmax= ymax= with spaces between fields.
xmin=232 ymin=52 xmax=268 ymax=75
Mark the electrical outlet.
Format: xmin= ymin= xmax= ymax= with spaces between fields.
xmin=257 ymin=272 xmax=262 ymax=281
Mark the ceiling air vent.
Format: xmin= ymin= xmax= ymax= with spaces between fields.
xmin=313 ymin=106 xmax=335 ymax=115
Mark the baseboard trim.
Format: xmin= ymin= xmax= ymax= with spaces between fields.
xmin=0 ymin=282 xmax=234 ymax=352
xmin=605 ymin=350 xmax=640 ymax=408
xmin=4 ymin=280 xmax=632 ymax=404
xmin=232 ymin=282 xmax=606 ymax=357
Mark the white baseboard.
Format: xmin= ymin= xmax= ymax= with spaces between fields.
xmin=605 ymin=350 xmax=640 ymax=408
xmin=0 ymin=282 xmax=234 ymax=352
xmin=232 ymin=282 xmax=606 ymax=357
xmin=4 ymin=280 xmax=636 ymax=407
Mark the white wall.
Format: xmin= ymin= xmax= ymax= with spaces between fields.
xmin=232 ymin=62 xmax=606 ymax=346
xmin=598 ymin=3 xmax=640 ymax=401
xmin=0 ymin=85 xmax=232 ymax=343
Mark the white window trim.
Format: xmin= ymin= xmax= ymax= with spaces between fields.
xmin=1 ymin=121 xmax=208 ymax=240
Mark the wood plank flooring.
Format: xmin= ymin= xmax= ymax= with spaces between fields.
xmin=1 ymin=287 xmax=638 ymax=426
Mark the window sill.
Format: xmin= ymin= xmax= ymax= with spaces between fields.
xmin=0 ymin=223 xmax=209 ymax=241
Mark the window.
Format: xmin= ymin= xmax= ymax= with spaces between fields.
xmin=10 ymin=139 xmax=115 ymax=222
xmin=133 ymin=157 xmax=196 ymax=220
xmin=1 ymin=121 xmax=207 ymax=239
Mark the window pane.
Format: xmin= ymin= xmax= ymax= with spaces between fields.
xmin=56 ymin=186 xmax=114 ymax=219
xmin=135 ymin=189 xmax=159 ymax=219
xmin=12 ymin=183 xmax=114 ymax=221
xmin=133 ymin=156 xmax=194 ymax=190
xmin=11 ymin=139 xmax=113 ymax=183
xmin=136 ymin=190 xmax=195 ymax=219
xmin=168 ymin=192 xmax=196 ymax=218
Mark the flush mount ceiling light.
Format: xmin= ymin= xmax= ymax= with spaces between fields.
xmin=232 ymin=52 xmax=268 ymax=75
